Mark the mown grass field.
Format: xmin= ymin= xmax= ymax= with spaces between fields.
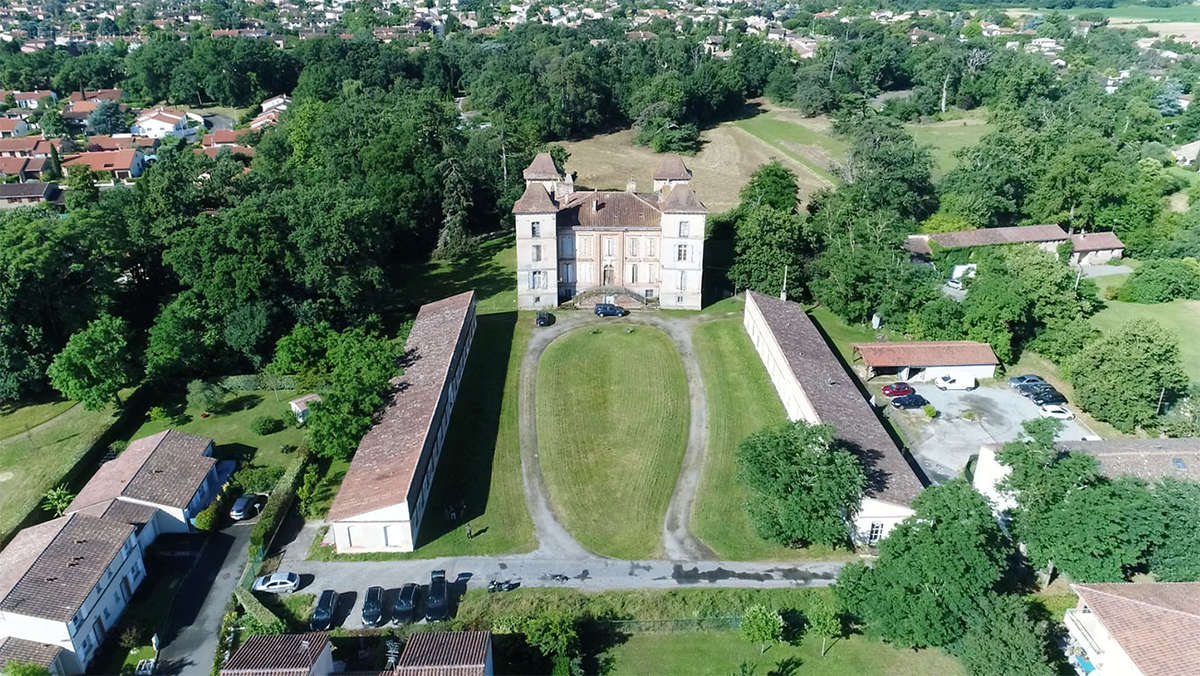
xmin=537 ymin=325 xmax=690 ymax=559
xmin=692 ymin=318 xmax=852 ymax=560
xmin=1092 ymin=298 xmax=1200 ymax=382
xmin=601 ymin=629 xmax=964 ymax=676
xmin=0 ymin=393 xmax=131 ymax=544
xmin=906 ymin=112 xmax=994 ymax=177
xmin=0 ymin=397 xmax=75 ymax=440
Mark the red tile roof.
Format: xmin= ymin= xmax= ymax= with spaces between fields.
xmin=328 ymin=291 xmax=477 ymax=521
xmin=905 ymin=224 xmax=1068 ymax=255
xmin=396 ymin=631 xmax=490 ymax=676
xmin=851 ymin=341 xmax=999 ymax=368
xmin=660 ymin=183 xmax=707 ymax=213
xmin=0 ymin=156 xmax=30 ymax=174
xmin=62 ymin=149 xmax=139 ymax=172
xmin=203 ymin=128 xmax=252 ymax=146
xmin=511 ymin=182 xmax=558 ymax=214
xmin=557 ymin=190 xmax=663 ymax=229
xmin=221 ymin=633 xmax=329 ymax=675
xmin=652 ymin=154 xmax=692 ymax=181
xmin=0 ymin=119 xmax=24 ymax=133
xmin=1071 ymin=231 xmax=1125 ymax=252
xmin=1072 ymin=582 xmax=1200 ymax=676
xmin=522 ymin=152 xmax=562 ymax=180
xmin=196 ymin=145 xmax=255 ymax=159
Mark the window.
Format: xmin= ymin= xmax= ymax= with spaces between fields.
xmin=532 ymin=244 xmax=542 ymax=262
xmin=605 ymin=237 xmax=615 ymax=257
xmin=562 ymin=262 xmax=575 ymax=283
xmin=648 ymin=238 xmax=657 ymax=257
xmin=679 ymin=221 xmax=690 ymax=237
xmin=676 ymin=244 xmax=688 ymax=262
xmin=531 ymin=221 xmax=540 ymax=238
xmin=530 ymin=271 xmax=544 ymax=290
xmin=629 ymin=237 xmax=639 ymax=257
xmin=679 ymin=270 xmax=687 ymax=291
xmin=559 ymin=236 xmax=574 ymax=257
xmin=645 ymin=289 xmax=655 ymax=299
xmin=868 ymin=522 xmax=884 ymax=544
xmin=579 ymin=238 xmax=591 ymax=256
xmin=630 ymin=264 xmax=639 ymax=284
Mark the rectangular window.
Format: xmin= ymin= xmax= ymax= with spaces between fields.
xmin=679 ymin=221 xmax=690 ymax=237
xmin=531 ymin=221 xmax=540 ymax=238
xmin=605 ymin=237 xmax=615 ymax=257
xmin=645 ymin=288 xmax=655 ymax=299
xmin=532 ymin=244 xmax=542 ymax=262
xmin=530 ymin=271 xmax=543 ymax=290
xmin=559 ymin=236 xmax=574 ymax=257
xmin=648 ymin=238 xmax=657 ymax=257
xmin=868 ymin=522 xmax=884 ymax=544
xmin=631 ymin=264 xmax=639 ymax=284
xmin=679 ymin=270 xmax=687 ymax=291
xmin=676 ymin=244 xmax=688 ymax=262
xmin=579 ymin=238 xmax=591 ymax=256
xmin=629 ymin=237 xmax=639 ymax=257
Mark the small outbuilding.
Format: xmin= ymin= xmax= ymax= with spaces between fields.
xmin=852 ymin=341 xmax=1000 ymax=383
xmin=1069 ymin=232 xmax=1125 ymax=265
xmin=289 ymin=393 xmax=322 ymax=425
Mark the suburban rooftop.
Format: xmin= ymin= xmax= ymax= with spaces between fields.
xmin=67 ymin=429 xmax=215 ymax=513
xmin=1071 ymin=582 xmax=1200 ymax=676
xmin=852 ymin=341 xmax=1000 ymax=368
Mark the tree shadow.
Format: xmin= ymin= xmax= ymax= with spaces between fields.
xmin=579 ymin=612 xmax=630 ymax=675
xmin=216 ymin=393 xmax=262 ymax=414
xmin=411 ymin=311 xmax=516 ymax=548
xmin=384 ymin=233 xmax=515 ymax=330
xmin=767 ymin=656 xmax=804 ymax=676
xmin=780 ymin=609 xmax=808 ymax=644
xmin=214 ymin=442 xmax=256 ymax=464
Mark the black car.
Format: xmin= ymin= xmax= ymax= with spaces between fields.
xmin=1017 ymin=382 xmax=1058 ymax=397
xmin=310 ymin=589 xmax=337 ymax=631
xmin=535 ymin=311 xmax=555 ymax=327
xmin=594 ymin=303 xmax=625 ymax=317
xmin=362 ymin=586 xmax=387 ymax=627
xmin=426 ymin=570 xmax=449 ymax=622
xmin=393 ymin=583 xmax=418 ymax=625
xmin=1032 ymin=389 xmax=1067 ymax=406
xmin=890 ymin=394 xmax=930 ymax=409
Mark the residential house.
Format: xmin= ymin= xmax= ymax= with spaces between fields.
xmin=328 ymin=291 xmax=477 ymax=553
xmin=0 ymin=637 xmax=70 ymax=675
xmin=84 ymin=135 xmax=156 ymax=152
xmin=0 ymin=118 xmax=29 ymax=137
xmin=260 ymin=94 xmax=291 ymax=114
xmin=1172 ymin=139 xmax=1200 ymax=166
xmin=1064 ymin=582 xmax=1200 ymax=675
xmin=249 ymin=95 xmax=290 ymax=129
xmin=219 ymin=633 xmax=333 ymax=676
xmin=10 ymin=90 xmax=56 ymax=109
xmin=395 ymin=631 xmax=493 ymax=676
xmin=130 ymin=107 xmax=196 ymax=139
xmin=67 ymin=89 xmax=122 ymax=103
xmin=66 ymin=430 xmax=227 ymax=549
xmin=851 ymin=341 xmax=999 ymax=383
xmin=0 ymin=513 xmax=147 ymax=674
xmin=289 ymin=394 xmax=322 ymax=425
xmin=1069 ymin=232 xmax=1125 ymax=265
xmin=0 ymin=182 xmax=60 ymax=209
xmin=0 ymin=136 xmax=63 ymax=158
xmin=904 ymin=224 xmax=1069 ymax=259
xmin=196 ymin=145 xmax=255 ymax=160
xmin=202 ymin=129 xmax=252 ymax=147
xmin=61 ymin=149 xmax=146 ymax=181
xmin=0 ymin=156 xmax=45 ymax=182
xmin=513 ymin=153 xmax=706 ymax=310
xmin=743 ymin=291 xmax=927 ymax=544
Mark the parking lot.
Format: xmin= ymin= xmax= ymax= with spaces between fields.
xmin=884 ymin=381 xmax=1096 ymax=482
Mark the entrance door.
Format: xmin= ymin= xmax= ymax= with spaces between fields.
xmin=602 ymin=265 xmax=614 ymax=286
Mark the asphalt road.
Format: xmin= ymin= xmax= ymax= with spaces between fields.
xmin=157 ymin=522 xmax=253 ymax=676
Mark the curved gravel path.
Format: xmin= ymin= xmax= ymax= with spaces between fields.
xmin=518 ymin=311 xmax=724 ymax=561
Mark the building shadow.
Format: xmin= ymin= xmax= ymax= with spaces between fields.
xmin=162 ymin=530 xmax=237 ymax=643
xmin=411 ymin=311 xmax=516 ymax=548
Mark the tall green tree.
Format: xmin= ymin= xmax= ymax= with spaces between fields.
xmin=954 ymin=594 xmax=1056 ymax=676
xmin=47 ymin=314 xmax=134 ymax=410
xmin=727 ymin=206 xmax=807 ymax=299
xmin=306 ymin=327 xmax=401 ymax=460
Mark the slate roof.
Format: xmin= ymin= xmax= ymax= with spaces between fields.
xmin=1072 ymin=582 xmax=1200 ymax=676
xmin=852 ymin=341 xmax=999 ymax=368
xmin=1070 ymin=231 xmax=1125 ymax=252
xmin=904 ymin=224 xmax=1068 ymax=255
xmin=328 ymin=291 xmax=476 ymax=521
xmin=1055 ymin=438 xmax=1200 ymax=482
xmin=0 ymin=181 xmax=55 ymax=199
xmin=0 ymin=513 xmax=135 ymax=622
xmin=68 ymin=429 xmax=215 ymax=513
xmin=395 ymin=631 xmax=491 ymax=676
xmin=652 ymin=154 xmax=692 ymax=181
xmin=660 ymin=183 xmax=707 ymax=214
xmin=0 ymin=637 xmax=65 ymax=669
xmin=522 ymin=152 xmax=562 ymax=180
xmin=511 ymin=182 xmax=558 ymax=214
xmin=220 ymin=632 xmax=329 ymax=675
xmin=557 ymin=190 xmax=663 ymax=229
xmin=746 ymin=291 xmax=926 ymax=505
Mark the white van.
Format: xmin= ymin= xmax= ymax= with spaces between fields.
xmin=935 ymin=375 xmax=977 ymax=391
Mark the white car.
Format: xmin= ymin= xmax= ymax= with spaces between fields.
xmin=1039 ymin=404 xmax=1075 ymax=420
xmin=934 ymin=375 xmax=977 ymax=391
xmin=945 ymin=278 xmax=965 ymax=291
xmin=252 ymin=571 xmax=300 ymax=593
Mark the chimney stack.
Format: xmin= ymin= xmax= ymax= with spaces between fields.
xmin=626 ymin=177 xmax=636 ymax=192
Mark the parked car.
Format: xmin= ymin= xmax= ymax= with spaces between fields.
xmin=229 ymin=494 xmax=265 ymax=521
xmin=1039 ymin=404 xmax=1075 ymax=420
xmin=594 ymin=303 xmax=626 ymax=317
xmin=426 ymin=570 xmax=449 ymax=622
xmin=1017 ymin=383 xmax=1057 ymax=398
xmin=393 ymin=583 xmax=419 ymax=625
xmin=1032 ymin=389 xmax=1067 ymax=406
xmin=362 ymin=586 xmax=386 ymax=627
xmin=310 ymin=589 xmax=337 ymax=631
xmin=535 ymin=311 xmax=554 ymax=327
xmin=945 ymin=278 xmax=965 ymax=291
xmin=881 ymin=382 xmax=915 ymax=398
xmin=935 ymin=375 xmax=977 ymax=391
xmin=891 ymin=394 xmax=930 ymax=409
xmin=252 ymin=572 xmax=300 ymax=594
xmin=1008 ymin=374 xmax=1046 ymax=389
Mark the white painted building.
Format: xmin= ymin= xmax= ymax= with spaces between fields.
xmin=328 ymin=291 xmax=476 ymax=553
xmin=851 ymin=341 xmax=999 ymax=384
xmin=1064 ymin=582 xmax=1200 ymax=676
xmin=0 ymin=514 xmax=146 ymax=674
xmin=743 ymin=291 xmax=926 ymax=544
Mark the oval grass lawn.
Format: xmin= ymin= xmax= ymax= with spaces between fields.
xmin=537 ymin=324 xmax=689 ymax=559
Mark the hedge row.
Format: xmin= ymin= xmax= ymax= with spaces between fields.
xmin=248 ymin=454 xmax=307 ymax=554
xmin=233 ymin=587 xmax=285 ymax=634
xmin=218 ymin=373 xmax=299 ymax=391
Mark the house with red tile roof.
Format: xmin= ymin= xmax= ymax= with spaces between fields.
xmin=1065 ymin=582 xmax=1200 ymax=676
xmin=61 ymin=149 xmax=146 ymax=180
xmin=0 ymin=117 xmax=29 ymax=138
xmin=395 ymin=631 xmax=493 ymax=676
xmin=851 ymin=341 xmax=999 ymax=383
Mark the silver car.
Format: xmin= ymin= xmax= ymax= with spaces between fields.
xmin=252 ymin=572 xmax=300 ymax=593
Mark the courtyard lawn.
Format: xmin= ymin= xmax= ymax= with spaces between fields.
xmin=537 ymin=325 xmax=690 ymax=559
xmin=126 ymin=389 xmax=308 ymax=471
xmin=692 ymin=319 xmax=849 ymax=560
xmin=598 ymin=630 xmax=963 ymax=676
xmin=0 ymin=397 xmax=75 ymax=440
xmin=1092 ymin=299 xmax=1200 ymax=382
xmin=0 ymin=394 xmax=131 ymax=544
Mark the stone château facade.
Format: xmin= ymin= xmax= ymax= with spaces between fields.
xmin=512 ymin=153 xmax=707 ymax=310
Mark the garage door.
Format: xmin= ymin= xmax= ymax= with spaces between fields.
xmin=384 ymin=524 xmax=412 ymax=551
xmin=346 ymin=525 xmax=384 ymax=549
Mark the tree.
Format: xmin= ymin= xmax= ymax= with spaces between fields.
xmin=1 ymin=662 xmax=51 ymax=676
xmin=727 ymin=206 xmax=807 ymax=299
xmin=187 ymin=379 xmax=228 ymax=413
xmin=38 ymin=108 xmax=68 ymax=137
xmin=87 ymin=99 xmax=131 ymax=134
xmin=306 ymin=327 xmax=401 ymax=460
xmin=435 ymin=157 xmax=472 ymax=259
xmin=738 ymin=160 xmax=799 ymax=212
xmin=522 ymin=609 xmax=579 ymax=659
xmin=836 ymin=115 xmax=935 ymax=221
xmin=65 ymin=166 xmax=100 ymax=211
xmin=807 ymin=597 xmax=842 ymax=657
xmin=1068 ymin=320 xmax=1188 ymax=431
xmin=1149 ymin=478 xmax=1200 ymax=582
xmin=47 ymin=315 xmax=134 ymax=410
xmin=1116 ymin=259 xmax=1200 ymax=303
xmin=40 ymin=485 xmax=76 ymax=517
xmin=740 ymin=604 xmax=783 ymax=654
xmin=955 ymin=594 xmax=1055 ymax=676
xmin=736 ymin=421 xmax=866 ymax=548
xmin=835 ymin=480 xmax=1011 ymax=648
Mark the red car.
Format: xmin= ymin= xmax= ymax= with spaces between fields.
xmin=881 ymin=382 xmax=915 ymax=398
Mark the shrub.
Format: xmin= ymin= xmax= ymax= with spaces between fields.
xmin=193 ymin=482 xmax=233 ymax=531
xmin=233 ymin=465 xmax=285 ymax=493
xmin=148 ymin=406 xmax=169 ymax=422
xmin=249 ymin=456 xmax=307 ymax=553
xmin=251 ymin=416 xmax=284 ymax=435
xmin=108 ymin=440 xmax=128 ymax=455
xmin=1116 ymin=258 xmax=1200 ymax=303
xmin=187 ymin=379 xmax=227 ymax=412
xmin=118 ymin=624 xmax=146 ymax=649
xmin=40 ymin=485 xmax=76 ymax=517
xmin=280 ymin=444 xmax=297 ymax=455
xmin=923 ymin=404 xmax=937 ymax=418
xmin=740 ymin=604 xmax=783 ymax=654
xmin=233 ymin=587 xmax=286 ymax=634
